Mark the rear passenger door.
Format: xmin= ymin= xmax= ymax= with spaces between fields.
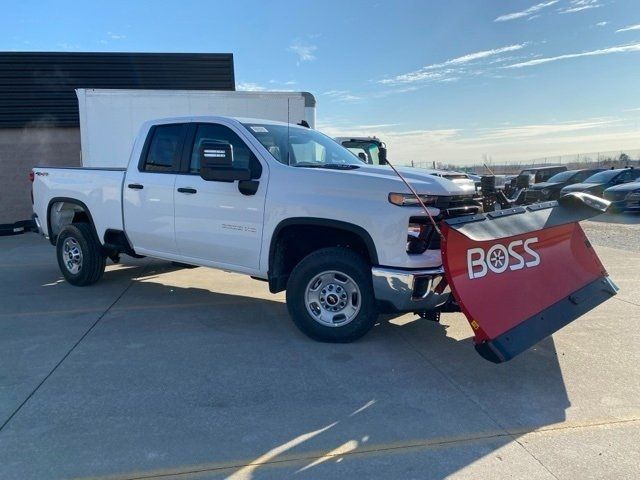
xmin=123 ymin=123 xmax=188 ymax=256
xmin=173 ymin=121 xmax=267 ymax=271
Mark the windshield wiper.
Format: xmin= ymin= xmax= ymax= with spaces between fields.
xmin=293 ymin=163 xmax=360 ymax=170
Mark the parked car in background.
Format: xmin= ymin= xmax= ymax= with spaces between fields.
xmin=466 ymin=173 xmax=482 ymax=190
xmin=525 ymin=168 xmax=605 ymax=202
xmin=518 ymin=165 xmax=567 ymax=184
xmin=426 ymin=170 xmax=478 ymax=194
xmin=334 ymin=136 xmax=388 ymax=165
xmin=603 ymin=181 xmax=640 ymax=212
xmin=561 ymin=167 xmax=640 ymax=197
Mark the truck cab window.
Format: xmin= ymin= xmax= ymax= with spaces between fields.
xmin=190 ymin=124 xmax=262 ymax=178
xmin=143 ymin=124 xmax=185 ymax=172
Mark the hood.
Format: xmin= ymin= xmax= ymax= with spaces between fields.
xmin=561 ymin=182 xmax=600 ymax=193
xmin=530 ymin=181 xmax=563 ymax=190
xmin=604 ymin=181 xmax=640 ymax=193
xmin=347 ymin=165 xmax=471 ymax=196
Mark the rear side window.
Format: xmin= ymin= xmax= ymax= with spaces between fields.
xmin=142 ymin=124 xmax=185 ymax=172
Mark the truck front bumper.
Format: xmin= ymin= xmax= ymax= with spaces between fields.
xmin=372 ymin=266 xmax=450 ymax=313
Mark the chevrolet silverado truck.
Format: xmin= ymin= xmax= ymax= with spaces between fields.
xmin=32 ymin=117 xmax=617 ymax=363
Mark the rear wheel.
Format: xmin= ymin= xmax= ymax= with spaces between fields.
xmin=56 ymin=223 xmax=106 ymax=286
xmin=286 ymin=247 xmax=377 ymax=342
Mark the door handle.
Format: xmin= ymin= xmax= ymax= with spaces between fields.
xmin=127 ymin=183 xmax=144 ymax=190
xmin=177 ymin=187 xmax=197 ymax=194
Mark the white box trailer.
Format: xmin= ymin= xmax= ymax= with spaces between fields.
xmin=76 ymin=89 xmax=316 ymax=167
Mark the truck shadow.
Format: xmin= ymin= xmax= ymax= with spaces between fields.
xmin=18 ymin=258 xmax=571 ymax=479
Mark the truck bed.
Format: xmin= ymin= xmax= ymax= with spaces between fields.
xmin=32 ymin=166 xmax=126 ymax=242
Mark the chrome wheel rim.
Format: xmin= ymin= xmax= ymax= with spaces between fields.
xmin=304 ymin=270 xmax=361 ymax=327
xmin=62 ymin=237 xmax=83 ymax=275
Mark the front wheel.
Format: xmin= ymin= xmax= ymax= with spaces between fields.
xmin=56 ymin=223 xmax=106 ymax=286
xmin=286 ymin=247 xmax=378 ymax=343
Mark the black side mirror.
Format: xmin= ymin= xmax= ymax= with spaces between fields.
xmin=199 ymin=142 xmax=251 ymax=182
xmin=379 ymin=146 xmax=388 ymax=165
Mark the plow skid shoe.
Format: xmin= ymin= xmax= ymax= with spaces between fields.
xmin=441 ymin=193 xmax=618 ymax=364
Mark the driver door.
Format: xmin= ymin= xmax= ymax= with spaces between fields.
xmin=173 ymin=122 xmax=267 ymax=271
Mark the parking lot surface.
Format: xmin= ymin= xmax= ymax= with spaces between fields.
xmin=0 ymin=218 xmax=639 ymax=480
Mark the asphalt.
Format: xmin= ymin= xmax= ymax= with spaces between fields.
xmin=0 ymin=220 xmax=638 ymax=480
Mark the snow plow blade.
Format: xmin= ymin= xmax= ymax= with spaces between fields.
xmin=441 ymin=193 xmax=618 ymax=364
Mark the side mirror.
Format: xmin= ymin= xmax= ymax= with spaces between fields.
xmin=379 ymin=146 xmax=388 ymax=165
xmin=199 ymin=142 xmax=251 ymax=182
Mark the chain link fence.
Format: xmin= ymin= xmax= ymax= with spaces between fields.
xmin=411 ymin=149 xmax=640 ymax=175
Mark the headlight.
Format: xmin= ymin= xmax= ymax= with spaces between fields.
xmin=626 ymin=190 xmax=640 ymax=200
xmin=406 ymin=220 xmax=436 ymax=254
xmin=389 ymin=193 xmax=438 ymax=206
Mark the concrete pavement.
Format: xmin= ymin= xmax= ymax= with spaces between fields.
xmin=0 ymin=230 xmax=638 ymax=480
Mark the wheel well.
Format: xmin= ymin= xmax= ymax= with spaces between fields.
xmin=47 ymin=198 xmax=97 ymax=246
xmin=268 ymin=221 xmax=376 ymax=293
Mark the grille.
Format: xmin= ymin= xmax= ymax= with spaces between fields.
xmin=410 ymin=195 xmax=483 ymax=250
xmin=433 ymin=195 xmax=482 ymax=219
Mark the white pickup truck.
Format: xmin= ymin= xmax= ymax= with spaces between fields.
xmin=32 ymin=116 xmax=479 ymax=343
xmin=31 ymin=116 xmax=616 ymax=362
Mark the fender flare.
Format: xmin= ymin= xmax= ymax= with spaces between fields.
xmin=46 ymin=197 xmax=100 ymax=246
xmin=268 ymin=217 xmax=379 ymax=271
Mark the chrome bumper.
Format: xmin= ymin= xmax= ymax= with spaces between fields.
xmin=371 ymin=266 xmax=450 ymax=313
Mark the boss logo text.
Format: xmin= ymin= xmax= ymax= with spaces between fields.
xmin=467 ymin=237 xmax=540 ymax=279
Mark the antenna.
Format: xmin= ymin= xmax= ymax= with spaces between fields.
xmin=287 ymin=98 xmax=291 ymax=166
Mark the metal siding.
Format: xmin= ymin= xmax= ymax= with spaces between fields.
xmin=0 ymin=52 xmax=235 ymax=128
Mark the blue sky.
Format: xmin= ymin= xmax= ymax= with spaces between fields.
xmin=3 ymin=0 xmax=640 ymax=165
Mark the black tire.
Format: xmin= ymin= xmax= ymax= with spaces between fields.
xmin=56 ymin=223 xmax=106 ymax=286
xmin=286 ymin=247 xmax=377 ymax=343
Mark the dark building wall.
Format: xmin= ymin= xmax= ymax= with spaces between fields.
xmin=0 ymin=51 xmax=235 ymax=224
xmin=0 ymin=52 xmax=235 ymax=128
xmin=0 ymin=127 xmax=80 ymax=223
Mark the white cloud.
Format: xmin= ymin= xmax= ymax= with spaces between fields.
xmin=466 ymin=119 xmax=618 ymax=142
xmin=323 ymin=90 xmax=361 ymax=102
xmin=107 ymin=31 xmax=126 ymax=40
xmin=504 ymin=42 xmax=640 ymax=68
xmin=616 ymin=24 xmax=640 ymax=33
xmin=494 ymin=1 xmax=559 ymax=22
xmin=316 ymin=117 xmax=639 ymax=165
xmin=595 ymin=21 xmax=609 ymax=27
xmin=559 ymin=0 xmax=602 ymax=14
xmin=380 ymin=44 xmax=526 ymax=85
xmin=288 ymin=42 xmax=317 ymax=62
xmin=236 ymin=82 xmax=267 ymax=92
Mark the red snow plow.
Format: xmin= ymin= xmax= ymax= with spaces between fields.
xmin=441 ymin=193 xmax=618 ymax=363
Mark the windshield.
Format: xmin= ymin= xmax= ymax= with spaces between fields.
xmin=583 ymin=170 xmax=620 ymax=183
xmin=242 ymin=123 xmax=362 ymax=167
xmin=546 ymin=171 xmax=575 ymax=183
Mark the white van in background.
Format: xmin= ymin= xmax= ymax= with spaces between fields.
xmin=77 ymin=89 xmax=316 ymax=168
